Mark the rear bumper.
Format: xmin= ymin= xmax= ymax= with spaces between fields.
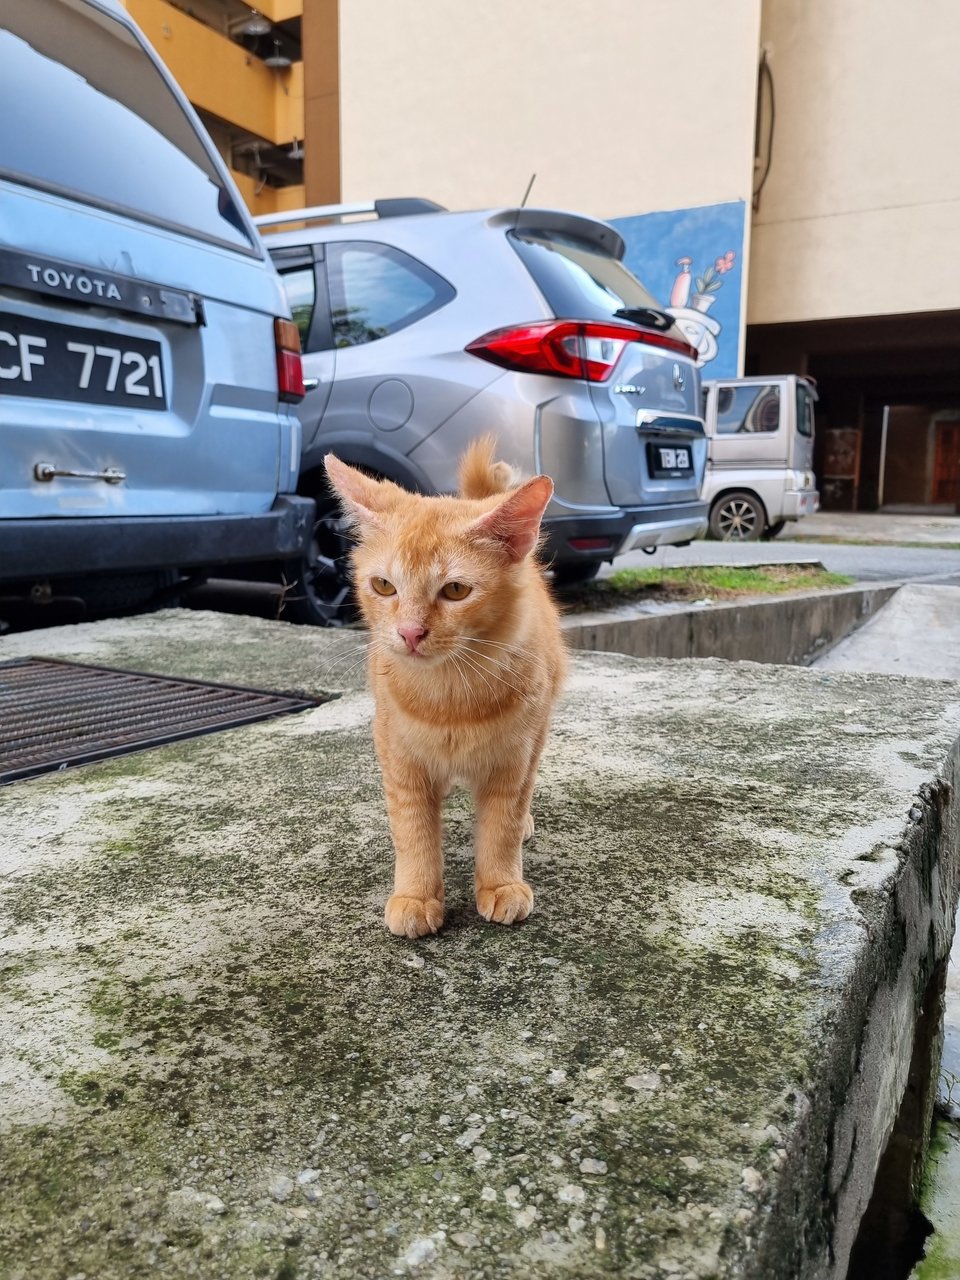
xmin=782 ymin=488 xmax=820 ymax=520
xmin=543 ymin=501 xmax=709 ymax=565
xmin=0 ymin=496 xmax=315 ymax=582
xmin=619 ymin=512 xmax=710 ymax=552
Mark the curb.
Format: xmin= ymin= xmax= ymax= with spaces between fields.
xmin=561 ymin=583 xmax=902 ymax=666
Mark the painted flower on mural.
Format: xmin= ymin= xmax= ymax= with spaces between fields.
xmin=694 ymin=250 xmax=737 ymax=308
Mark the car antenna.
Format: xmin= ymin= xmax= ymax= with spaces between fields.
xmin=519 ymin=173 xmax=537 ymax=208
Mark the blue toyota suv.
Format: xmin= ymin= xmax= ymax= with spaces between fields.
xmin=0 ymin=0 xmax=312 ymax=627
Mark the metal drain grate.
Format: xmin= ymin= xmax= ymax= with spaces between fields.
xmin=0 ymin=658 xmax=322 ymax=785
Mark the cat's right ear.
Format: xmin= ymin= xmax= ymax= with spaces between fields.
xmin=324 ymin=454 xmax=389 ymax=530
xmin=467 ymin=474 xmax=554 ymax=562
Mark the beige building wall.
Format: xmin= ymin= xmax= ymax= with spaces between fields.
xmin=749 ymin=0 xmax=960 ymax=326
xmin=337 ymin=0 xmax=761 ymax=223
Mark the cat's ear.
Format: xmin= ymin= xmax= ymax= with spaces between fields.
xmin=324 ymin=454 xmax=396 ymax=530
xmin=467 ymin=475 xmax=554 ymax=562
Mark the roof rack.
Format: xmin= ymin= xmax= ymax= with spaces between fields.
xmin=253 ymin=198 xmax=446 ymax=231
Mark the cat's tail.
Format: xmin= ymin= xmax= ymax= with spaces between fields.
xmin=458 ymin=434 xmax=520 ymax=499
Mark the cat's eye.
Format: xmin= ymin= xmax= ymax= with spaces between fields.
xmin=440 ymin=581 xmax=472 ymax=601
xmin=371 ymin=577 xmax=397 ymax=596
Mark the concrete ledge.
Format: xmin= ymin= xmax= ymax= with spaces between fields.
xmin=562 ymin=583 xmax=900 ymax=666
xmin=1 ymin=612 xmax=959 ymax=1278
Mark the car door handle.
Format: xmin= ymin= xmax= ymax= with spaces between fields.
xmin=303 ymin=377 xmax=320 ymax=391
xmin=34 ymin=461 xmax=126 ymax=485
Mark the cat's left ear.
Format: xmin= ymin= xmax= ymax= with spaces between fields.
xmin=324 ymin=454 xmax=397 ymax=530
xmin=467 ymin=475 xmax=554 ymax=562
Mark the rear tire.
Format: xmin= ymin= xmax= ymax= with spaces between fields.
xmin=551 ymin=561 xmax=602 ymax=585
xmin=66 ymin=570 xmax=182 ymax=616
xmin=709 ymin=492 xmax=766 ymax=542
xmin=763 ymin=520 xmax=786 ymax=540
xmin=278 ymin=496 xmax=356 ymax=626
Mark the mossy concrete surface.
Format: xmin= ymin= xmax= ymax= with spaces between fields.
xmin=1 ymin=610 xmax=959 ymax=1280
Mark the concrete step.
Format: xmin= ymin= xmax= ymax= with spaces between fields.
xmin=1 ymin=611 xmax=959 ymax=1278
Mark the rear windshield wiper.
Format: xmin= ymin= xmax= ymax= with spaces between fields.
xmin=613 ymin=305 xmax=674 ymax=331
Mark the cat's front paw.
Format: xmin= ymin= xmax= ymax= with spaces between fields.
xmin=476 ymin=881 xmax=534 ymax=925
xmin=522 ymin=812 xmax=535 ymax=842
xmin=385 ymin=894 xmax=444 ymax=939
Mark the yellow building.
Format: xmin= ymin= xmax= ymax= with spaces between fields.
xmin=122 ymin=0 xmax=339 ymax=219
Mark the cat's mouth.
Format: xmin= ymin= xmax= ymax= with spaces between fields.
xmin=391 ymin=641 xmax=438 ymax=663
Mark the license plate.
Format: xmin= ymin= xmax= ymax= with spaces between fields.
xmin=0 ymin=312 xmax=166 ymax=409
xmin=648 ymin=443 xmax=693 ymax=477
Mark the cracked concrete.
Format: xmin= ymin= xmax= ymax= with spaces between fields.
xmin=0 ymin=611 xmax=958 ymax=1279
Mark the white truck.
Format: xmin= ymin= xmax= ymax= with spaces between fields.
xmin=701 ymin=374 xmax=820 ymax=540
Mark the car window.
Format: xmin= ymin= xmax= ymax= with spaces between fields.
xmin=796 ymin=383 xmax=816 ymax=437
xmin=0 ymin=0 xmax=254 ymax=252
xmin=326 ymin=242 xmax=454 ymax=348
xmin=509 ymin=228 xmax=665 ymax=322
xmin=279 ymin=266 xmax=317 ymax=350
xmin=715 ymin=384 xmax=782 ymax=434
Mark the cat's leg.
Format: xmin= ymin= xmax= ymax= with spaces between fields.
xmin=379 ymin=754 xmax=445 ymax=939
xmin=474 ymin=725 xmax=547 ymax=923
xmin=520 ymin=718 xmax=549 ymax=844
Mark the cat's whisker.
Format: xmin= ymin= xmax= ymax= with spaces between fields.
xmin=460 ymin=635 xmax=550 ymax=671
xmin=456 ymin=647 xmax=527 ymax=698
xmin=461 ymin=649 xmax=527 ymax=686
xmin=454 ymin=648 xmax=520 ymax=702
xmin=458 ymin=639 xmax=540 ymax=689
xmin=452 ymin=648 xmax=502 ymax=700
xmin=325 ymin=636 xmax=395 ymax=685
xmin=324 ymin=639 xmax=372 ymax=669
xmin=326 ymin=643 xmax=373 ymax=673
xmin=449 ymin=651 xmax=484 ymax=718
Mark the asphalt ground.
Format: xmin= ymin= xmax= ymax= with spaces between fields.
xmin=607 ymin=510 xmax=960 ymax=586
xmin=608 ymin=538 xmax=960 ymax=586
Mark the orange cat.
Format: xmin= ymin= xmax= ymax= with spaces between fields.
xmin=324 ymin=438 xmax=567 ymax=938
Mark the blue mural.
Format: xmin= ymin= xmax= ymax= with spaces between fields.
xmin=609 ymin=200 xmax=747 ymax=379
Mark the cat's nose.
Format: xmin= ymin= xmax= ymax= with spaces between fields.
xmin=397 ymin=623 xmax=428 ymax=653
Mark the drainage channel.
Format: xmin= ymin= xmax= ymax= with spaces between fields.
xmin=0 ymin=657 xmax=324 ymax=784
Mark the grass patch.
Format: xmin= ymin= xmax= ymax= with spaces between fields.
xmin=560 ymin=563 xmax=854 ymax=610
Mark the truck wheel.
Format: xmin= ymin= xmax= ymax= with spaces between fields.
xmin=278 ymin=498 xmax=355 ymax=626
xmin=763 ymin=520 xmax=786 ymax=540
xmin=709 ymin=492 xmax=766 ymax=541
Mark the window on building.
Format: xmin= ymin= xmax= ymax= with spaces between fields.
xmin=326 ymin=243 xmax=455 ymax=348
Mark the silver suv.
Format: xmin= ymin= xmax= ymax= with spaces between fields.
xmin=258 ymin=199 xmax=708 ymax=624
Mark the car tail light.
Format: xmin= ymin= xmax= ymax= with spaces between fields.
xmin=274 ymin=317 xmax=305 ymax=401
xmin=568 ymin=536 xmax=615 ymax=551
xmin=465 ymin=319 xmax=697 ymax=382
